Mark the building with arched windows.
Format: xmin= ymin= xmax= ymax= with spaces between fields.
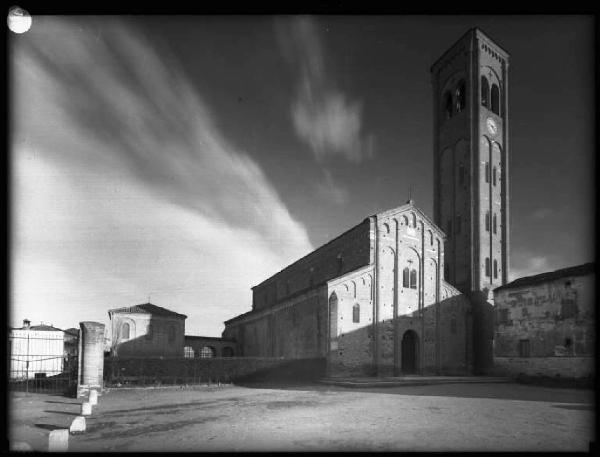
xmin=222 ymin=28 xmax=594 ymax=379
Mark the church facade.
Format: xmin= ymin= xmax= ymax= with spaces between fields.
xmin=223 ymin=28 xmax=510 ymax=376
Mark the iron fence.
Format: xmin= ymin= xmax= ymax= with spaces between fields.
xmin=8 ymin=333 xmax=78 ymax=396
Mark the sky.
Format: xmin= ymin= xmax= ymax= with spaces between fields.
xmin=9 ymin=15 xmax=595 ymax=337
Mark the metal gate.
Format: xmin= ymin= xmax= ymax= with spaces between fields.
xmin=8 ymin=333 xmax=78 ymax=396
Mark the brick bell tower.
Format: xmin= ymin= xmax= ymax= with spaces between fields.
xmin=430 ymin=28 xmax=510 ymax=373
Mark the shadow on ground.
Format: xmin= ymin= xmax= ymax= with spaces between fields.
xmin=234 ymin=380 xmax=594 ymax=404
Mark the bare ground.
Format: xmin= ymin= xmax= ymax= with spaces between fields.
xmin=8 ymin=382 xmax=595 ymax=452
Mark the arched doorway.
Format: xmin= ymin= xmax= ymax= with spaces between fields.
xmin=401 ymin=330 xmax=419 ymax=374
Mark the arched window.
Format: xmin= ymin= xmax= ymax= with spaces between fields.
xmin=485 ymin=162 xmax=490 ymax=183
xmin=455 ymin=80 xmax=466 ymax=113
xmin=352 ymin=304 xmax=360 ymax=323
xmin=222 ymin=347 xmax=234 ymax=357
xmin=411 ymin=212 xmax=417 ymax=227
xmin=485 ymin=258 xmax=491 ymax=277
xmin=485 ymin=212 xmax=490 ymax=232
xmin=481 ymin=76 xmax=490 ymax=108
xmin=184 ymin=346 xmax=194 ymax=358
xmin=491 ymin=84 xmax=500 ymax=115
xmin=168 ymin=325 xmax=176 ymax=343
xmin=443 ymin=91 xmax=453 ymax=119
xmin=401 ymin=215 xmax=409 ymax=226
xmin=428 ymin=230 xmax=434 ymax=245
xmin=493 ymin=213 xmax=497 ymax=234
xmin=410 ymin=269 xmax=418 ymax=289
xmin=493 ymin=259 xmax=498 ymax=279
xmin=121 ymin=323 xmax=130 ymax=340
xmin=403 ymin=267 xmax=410 ymax=288
xmin=200 ymin=346 xmax=216 ymax=358
xmin=382 ymin=223 xmax=390 ymax=234
xmin=329 ymin=292 xmax=338 ymax=345
xmin=493 ymin=166 xmax=497 ymax=186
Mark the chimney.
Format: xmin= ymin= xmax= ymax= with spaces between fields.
xmin=23 ymin=319 xmax=31 ymax=329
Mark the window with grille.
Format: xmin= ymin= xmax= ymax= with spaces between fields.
xmin=200 ymin=346 xmax=216 ymax=358
xmin=184 ymin=346 xmax=194 ymax=358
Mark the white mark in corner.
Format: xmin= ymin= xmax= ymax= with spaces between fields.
xmin=7 ymin=6 xmax=32 ymax=34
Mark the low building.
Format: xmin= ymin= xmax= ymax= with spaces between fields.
xmin=108 ymin=303 xmax=186 ymax=358
xmin=183 ymin=336 xmax=237 ymax=358
xmin=9 ymin=319 xmax=65 ymax=379
xmin=492 ymin=263 xmax=595 ymax=379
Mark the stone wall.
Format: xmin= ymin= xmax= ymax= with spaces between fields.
xmin=494 ymin=273 xmax=594 ymax=358
xmin=493 ymin=356 xmax=594 ymax=379
xmin=104 ymin=357 xmax=326 ymax=385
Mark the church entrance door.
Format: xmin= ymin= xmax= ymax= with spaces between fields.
xmin=401 ymin=330 xmax=419 ymax=374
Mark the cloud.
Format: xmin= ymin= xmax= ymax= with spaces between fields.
xmin=316 ymin=169 xmax=349 ymax=205
xmin=278 ymin=16 xmax=372 ymax=163
xmin=531 ymin=208 xmax=553 ymax=219
xmin=508 ymin=255 xmax=552 ymax=282
xmin=10 ymin=17 xmax=313 ymax=335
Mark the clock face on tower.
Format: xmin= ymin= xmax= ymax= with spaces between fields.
xmin=486 ymin=117 xmax=498 ymax=136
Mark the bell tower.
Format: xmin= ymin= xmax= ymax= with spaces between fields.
xmin=431 ymin=28 xmax=509 ymax=294
xmin=431 ymin=28 xmax=510 ymax=373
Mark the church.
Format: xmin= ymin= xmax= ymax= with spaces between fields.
xmin=223 ymin=28 xmax=511 ymax=376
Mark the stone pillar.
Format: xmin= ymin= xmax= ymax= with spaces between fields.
xmin=77 ymin=321 xmax=105 ymax=397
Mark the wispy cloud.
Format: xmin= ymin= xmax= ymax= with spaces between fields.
xmin=316 ymin=169 xmax=349 ymax=205
xmin=508 ymin=255 xmax=552 ymax=282
xmin=11 ymin=17 xmax=312 ymax=334
xmin=278 ymin=16 xmax=373 ymax=163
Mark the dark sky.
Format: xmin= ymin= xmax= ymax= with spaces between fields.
xmin=11 ymin=15 xmax=594 ymax=334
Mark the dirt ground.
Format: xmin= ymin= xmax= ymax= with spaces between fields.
xmin=8 ymin=382 xmax=595 ymax=452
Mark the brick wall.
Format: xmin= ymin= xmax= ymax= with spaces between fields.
xmin=251 ymin=219 xmax=372 ymax=311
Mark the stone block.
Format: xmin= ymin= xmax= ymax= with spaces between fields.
xmin=89 ymin=389 xmax=98 ymax=406
xmin=69 ymin=416 xmax=86 ymax=434
xmin=48 ymin=429 xmax=69 ymax=452
xmin=81 ymin=402 xmax=92 ymax=416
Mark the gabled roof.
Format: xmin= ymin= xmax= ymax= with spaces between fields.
xmin=27 ymin=324 xmax=63 ymax=332
xmin=108 ymin=303 xmax=187 ymax=319
xmin=373 ymin=200 xmax=446 ymax=239
xmin=494 ymin=263 xmax=596 ymax=292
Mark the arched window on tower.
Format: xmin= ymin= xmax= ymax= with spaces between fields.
xmin=455 ymin=80 xmax=466 ymax=113
xmin=485 ymin=258 xmax=491 ymax=277
xmin=485 ymin=162 xmax=490 ymax=183
xmin=443 ymin=91 xmax=453 ymax=119
xmin=493 ymin=213 xmax=497 ymax=234
xmin=403 ymin=267 xmax=410 ymax=288
xmin=493 ymin=259 xmax=498 ymax=279
xmin=493 ymin=166 xmax=498 ymax=186
xmin=491 ymin=84 xmax=500 ymax=115
xmin=352 ymin=304 xmax=360 ymax=323
xmin=481 ymin=76 xmax=490 ymax=108
xmin=410 ymin=268 xmax=418 ymax=289
xmin=485 ymin=212 xmax=490 ymax=232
